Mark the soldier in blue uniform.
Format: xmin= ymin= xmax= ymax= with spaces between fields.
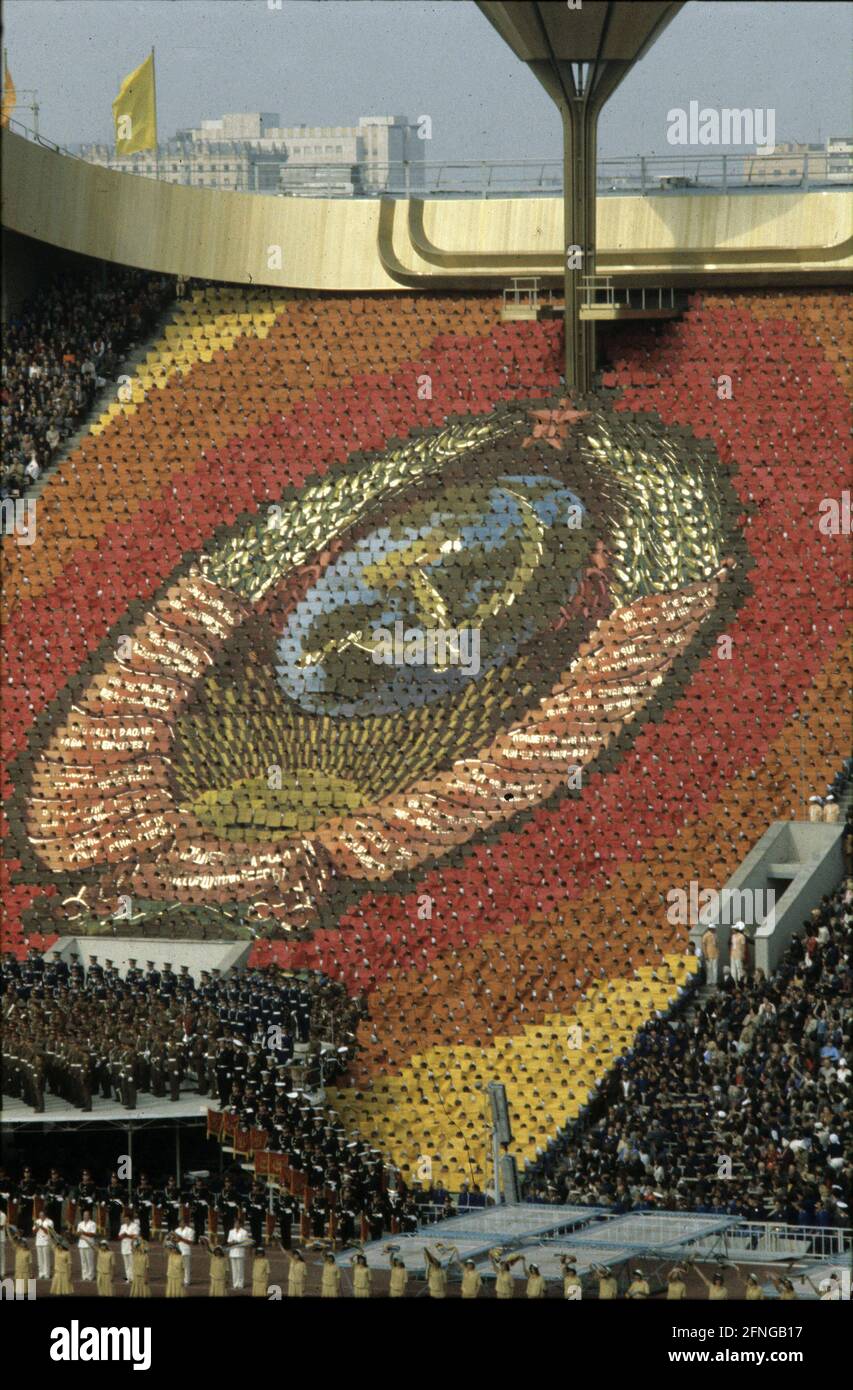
xmin=162 ymin=1176 xmax=183 ymax=1231
xmin=44 ymin=1169 xmax=67 ymax=1233
xmin=105 ymin=1173 xmax=126 ymax=1240
xmin=217 ymin=1176 xmax=241 ymax=1237
xmin=190 ymin=1178 xmax=211 ymax=1241
xmin=134 ymin=1175 xmax=157 ymax=1240
xmin=125 ymin=958 xmax=143 ymax=989
xmin=16 ymin=1167 xmax=38 ymax=1235
xmin=276 ymin=1190 xmax=296 ymax=1250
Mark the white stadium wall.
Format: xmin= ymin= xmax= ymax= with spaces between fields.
xmin=3 ymin=129 xmax=852 ymax=288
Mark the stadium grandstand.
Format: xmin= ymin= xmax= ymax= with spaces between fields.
xmin=0 ymin=0 xmax=850 ymax=1332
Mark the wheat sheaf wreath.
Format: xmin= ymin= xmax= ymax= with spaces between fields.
xmin=21 ymin=394 xmax=745 ymax=938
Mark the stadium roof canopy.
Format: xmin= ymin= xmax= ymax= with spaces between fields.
xmin=475 ymin=0 xmax=683 ymax=106
xmin=476 ymin=1 xmax=684 ymax=390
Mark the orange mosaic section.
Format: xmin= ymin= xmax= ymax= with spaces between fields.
xmin=703 ymin=288 xmax=852 ymax=395
xmin=348 ymin=629 xmax=850 ymax=1086
xmin=331 ymin=955 xmax=699 ymax=1189
xmin=2 ymin=290 xmax=501 ymax=619
xmin=3 ymin=284 xmax=849 ymax=1192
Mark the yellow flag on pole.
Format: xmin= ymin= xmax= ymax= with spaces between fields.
xmin=1 ymin=56 xmax=16 ymax=128
xmin=112 ymin=51 xmax=157 ymax=155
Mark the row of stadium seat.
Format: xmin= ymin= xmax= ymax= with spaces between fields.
xmin=2 ymin=283 xmax=849 ymax=1188
xmin=319 ymin=289 xmax=849 ymax=1182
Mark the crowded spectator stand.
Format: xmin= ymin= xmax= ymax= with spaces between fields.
xmin=524 ymin=872 xmax=852 ymax=1235
xmin=1 ymin=264 xmax=173 ymax=498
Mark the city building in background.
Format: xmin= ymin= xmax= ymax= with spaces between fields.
xmin=77 ymin=111 xmax=425 ymax=195
xmin=743 ymin=136 xmax=853 ymax=184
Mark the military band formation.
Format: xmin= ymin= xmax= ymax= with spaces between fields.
xmin=2 ymin=948 xmax=363 ymax=1112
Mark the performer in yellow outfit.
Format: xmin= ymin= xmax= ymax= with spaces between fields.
xmin=490 ymin=1248 xmax=523 ymax=1299
xmin=695 ymin=1266 xmax=730 ymax=1300
xmin=423 ymin=1246 xmax=448 ymax=1298
xmin=14 ymin=1235 xmax=32 ymax=1287
xmin=96 ymin=1241 xmax=115 ymax=1297
xmin=742 ymin=1273 xmax=765 ymax=1301
xmin=666 ymin=1265 xmax=687 ymax=1300
xmin=208 ymin=1245 xmax=228 ymax=1297
xmin=387 ymin=1251 xmax=408 ymax=1298
xmin=433 ymin=1244 xmax=480 ymax=1298
xmin=285 ymin=1249 xmax=307 ymax=1297
xmin=165 ymin=1242 xmax=185 ymax=1297
xmin=252 ymin=1247 xmax=270 ymax=1297
xmin=320 ymin=1252 xmax=341 ymax=1298
xmin=522 ymin=1259 xmax=547 ymax=1298
xmin=458 ymin=1255 xmax=483 ymax=1299
xmin=626 ymin=1270 xmax=650 ymax=1299
xmin=350 ymin=1252 xmax=372 ymax=1298
xmin=50 ymin=1239 xmax=73 ymax=1296
xmin=592 ymin=1264 xmax=617 ymax=1299
xmin=561 ymin=1255 xmax=582 ymax=1300
xmin=130 ymin=1239 xmax=151 ymax=1298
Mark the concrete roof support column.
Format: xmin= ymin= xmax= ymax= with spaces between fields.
xmin=562 ymin=93 xmax=597 ymax=391
xmin=476 ymin=1 xmax=684 ymax=392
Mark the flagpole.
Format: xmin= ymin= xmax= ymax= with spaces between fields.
xmin=1 ymin=46 xmax=12 ymax=130
xmin=151 ymin=46 xmax=159 ymax=179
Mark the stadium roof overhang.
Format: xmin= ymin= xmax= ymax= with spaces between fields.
xmin=475 ymin=0 xmax=683 ymax=109
xmin=476 ymin=2 xmax=684 ymax=390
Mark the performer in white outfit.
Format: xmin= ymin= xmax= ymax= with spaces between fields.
xmin=701 ymin=925 xmax=718 ymax=987
xmin=173 ymin=1221 xmax=195 ymax=1286
xmin=227 ymin=1221 xmax=253 ymax=1290
xmin=77 ymin=1211 xmax=98 ymax=1281
xmin=118 ymin=1213 xmax=141 ymax=1283
xmin=730 ymin=922 xmax=748 ymax=985
xmin=34 ymin=1213 xmax=56 ymax=1279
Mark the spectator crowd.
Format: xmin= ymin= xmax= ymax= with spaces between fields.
xmin=1 ymin=265 xmax=173 ymax=497
xmin=2 ymin=873 xmax=850 ymax=1291
xmin=525 ymin=876 xmax=852 ymax=1238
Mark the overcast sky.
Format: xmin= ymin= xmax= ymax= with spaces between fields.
xmin=3 ymin=1 xmax=851 ymax=160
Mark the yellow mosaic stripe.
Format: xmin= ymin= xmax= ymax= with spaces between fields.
xmin=89 ymin=286 xmax=289 ymax=434
xmin=329 ymin=953 xmax=698 ymax=1190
